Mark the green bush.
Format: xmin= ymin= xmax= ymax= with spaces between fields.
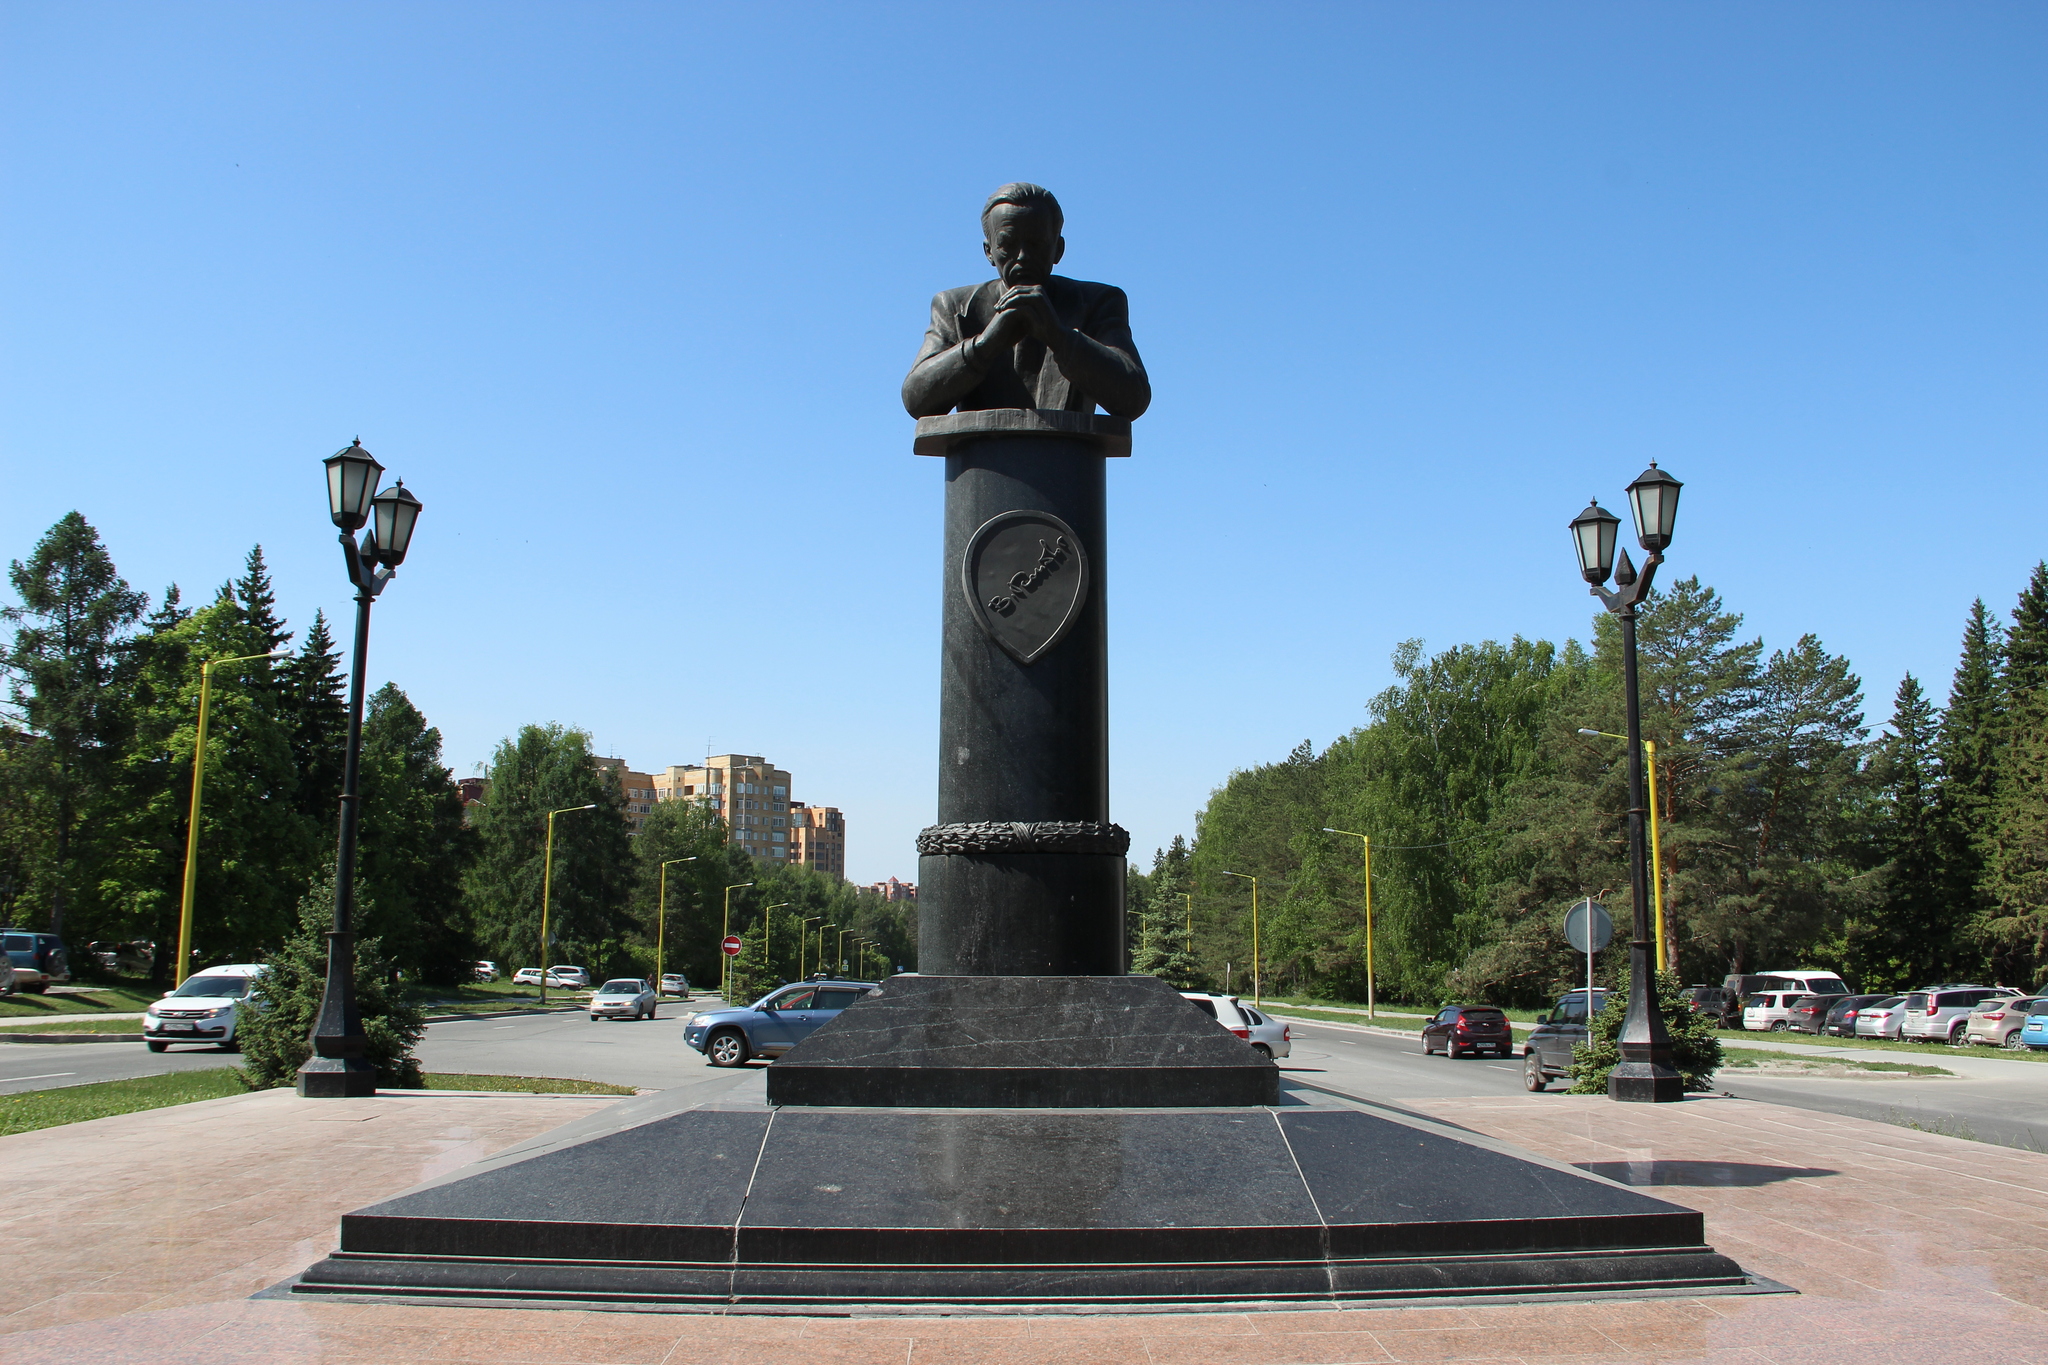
xmin=238 ymin=873 xmax=426 ymax=1090
xmin=1568 ymin=966 xmax=1722 ymax=1093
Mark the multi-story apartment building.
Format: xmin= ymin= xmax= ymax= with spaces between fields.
xmin=869 ymin=877 xmax=917 ymax=902
xmin=594 ymin=758 xmax=659 ymax=835
xmin=788 ymin=802 xmax=846 ymax=877
xmin=655 ymin=755 xmax=795 ymax=863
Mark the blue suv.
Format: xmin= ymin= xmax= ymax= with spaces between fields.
xmin=1 ymin=930 xmax=69 ymax=994
xmin=684 ymin=978 xmax=880 ymax=1067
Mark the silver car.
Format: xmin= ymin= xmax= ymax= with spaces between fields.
xmin=1852 ymin=996 xmax=1908 ymax=1039
xmin=1238 ymin=1004 xmax=1292 ymax=1060
xmin=587 ymin=978 xmax=657 ymax=1021
xmin=1899 ymin=987 xmax=2016 ymax=1044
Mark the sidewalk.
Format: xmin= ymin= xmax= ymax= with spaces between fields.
xmin=2 ymin=1083 xmax=2044 ymax=1362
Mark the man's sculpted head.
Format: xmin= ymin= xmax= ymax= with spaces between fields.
xmin=982 ymin=183 xmax=1065 ymax=287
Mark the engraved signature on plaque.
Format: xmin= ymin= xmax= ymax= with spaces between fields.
xmin=962 ymin=510 xmax=1090 ymax=664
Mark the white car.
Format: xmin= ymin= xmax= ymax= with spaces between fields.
xmin=1753 ymin=968 xmax=1852 ymax=996
xmin=1741 ymin=991 xmax=1806 ymax=1031
xmin=1239 ymin=1003 xmax=1291 ymax=1060
xmin=589 ymin=978 xmax=658 ymax=1021
xmin=513 ymin=967 xmax=544 ymax=986
xmin=473 ymin=961 xmax=499 ymax=983
xmin=144 ymin=964 xmax=266 ymax=1052
xmin=660 ymin=973 xmax=690 ymax=998
xmin=546 ymin=965 xmax=590 ymax=989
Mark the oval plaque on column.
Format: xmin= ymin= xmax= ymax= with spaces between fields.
xmin=962 ymin=509 xmax=1090 ymax=665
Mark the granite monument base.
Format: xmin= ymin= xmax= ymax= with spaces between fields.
xmin=286 ymin=1090 xmax=1760 ymax=1311
xmin=764 ymin=973 xmax=1278 ymax=1108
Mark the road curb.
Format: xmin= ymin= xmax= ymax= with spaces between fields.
xmin=421 ymin=1007 xmax=586 ymax=1024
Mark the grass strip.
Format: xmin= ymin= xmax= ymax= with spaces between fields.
xmin=0 ymin=1017 xmax=142 ymax=1034
xmin=1716 ymin=1028 xmax=2048 ymax=1062
xmin=1269 ymin=1006 xmax=1429 ymax=1032
xmin=0 ymin=1069 xmax=245 ymax=1136
xmin=423 ymin=1073 xmax=635 ymax=1095
xmin=1721 ymin=1046 xmax=1951 ymax=1076
xmin=0 ymin=986 xmax=160 ymax=1019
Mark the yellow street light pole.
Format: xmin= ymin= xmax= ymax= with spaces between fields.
xmin=820 ymin=924 xmax=836 ymax=979
xmin=1321 ymin=829 xmax=1377 ymax=1018
xmin=800 ymin=916 xmax=822 ymax=979
xmin=836 ymin=928 xmax=851 ymax=976
xmin=762 ymin=904 xmax=791 ymax=981
xmin=539 ymin=804 xmax=598 ymax=1004
xmin=656 ymin=857 xmax=697 ymax=994
xmin=1181 ymin=892 xmax=1194 ymax=942
xmin=175 ymin=649 xmax=284 ymax=986
xmin=1219 ymin=871 xmax=1261 ymax=1006
xmin=721 ymin=882 xmax=754 ymax=999
xmin=1579 ymin=729 xmax=1669 ymax=974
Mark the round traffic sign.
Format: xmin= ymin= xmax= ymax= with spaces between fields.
xmin=1563 ymin=899 xmax=1614 ymax=953
xmin=721 ymin=935 xmax=742 ymax=957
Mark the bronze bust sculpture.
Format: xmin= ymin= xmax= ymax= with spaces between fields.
xmin=901 ymin=183 xmax=1150 ymax=421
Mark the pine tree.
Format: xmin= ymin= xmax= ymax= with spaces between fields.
xmin=232 ymin=546 xmax=290 ymax=654
xmin=1981 ymin=565 xmax=2048 ymax=984
xmin=2 ymin=513 xmax=147 ymax=933
xmin=1851 ymin=674 xmax=1948 ymax=989
xmin=1131 ymin=837 xmax=1207 ymax=987
xmin=1937 ymin=600 xmax=2004 ymax=932
xmin=283 ymin=610 xmax=347 ymax=830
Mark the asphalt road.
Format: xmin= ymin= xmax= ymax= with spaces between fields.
xmin=12 ymin=1002 xmax=2048 ymax=1151
xmin=1282 ymin=1015 xmax=2048 ymax=1150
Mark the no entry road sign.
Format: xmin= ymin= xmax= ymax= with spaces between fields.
xmin=721 ymin=935 xmax=742 ymax=957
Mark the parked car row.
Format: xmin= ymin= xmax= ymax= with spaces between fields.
xmin=511 ymin=965 xmax=592 ymax=988
xmin=1 ymin=929 xmax=69 ymax=994
xmin=1733 ymin=981 xmax=2039 ymax=1046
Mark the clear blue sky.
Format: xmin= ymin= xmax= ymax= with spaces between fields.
xmin=4 ymin=3 xmax=2043 ymax=884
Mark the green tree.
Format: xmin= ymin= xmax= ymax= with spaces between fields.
xmin=237 ymin=870 xmax=425 ymax=1089
xmin=464 ymin=724 xmax=635 ymax=973
xmin=281 ymin=609 xmax=346 ymax=833
xmin=357 ymin=684 xmax=477 ymax=984
xmin=96 ymin=600 xmax=313 ymax=968
xmin=1848 ymin=674 xmax=1949 ymax=990
xmin=629 ymin=796 xmax=750 ymax=987
xmin=723 ymin=917 xmax=778 ymax=1004
xmin=1937 ymin=599 xmax=2004 ymax=958
xmin=2 ymin=513 xmax=147 ymax=934
xmin=1566 ymin=968 xmax=1722 ymax=1093
xmin=1130 ymin=838 xmax=1205 ymax=987
xmin=1981 ymin=564 xmax=2048 ymax=984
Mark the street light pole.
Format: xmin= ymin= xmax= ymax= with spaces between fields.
xmin=656 ymin=857 xmax=697 ymax=994
xmin=1218 ymin=871 xmax=1261 ymax=1006
xmin=762 ymin=904 xmax=791 ymax=980
xmin=1578 ymin=730 xmax=1669 ymax=973
xmin=721 ymin=882 xmax=754 ymax=999
xmin=800 ymin=916 xmax=822 ymax=979
xmin=538 ymin=804 xmax=598 ymax=1005
xmin=175 ymin=649 xmax=284 ymax=986
xmin=1320 ymin=829 xmax=1376 ymax=1018
xmin=1569 ymin=462 xmax=1685 ymax=1103
xmin=300 ymin=441 xmax=423 ymax=1099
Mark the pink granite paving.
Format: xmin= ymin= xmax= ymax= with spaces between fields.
xmin=2 ymin=1085 xmax=2042 ymax=1362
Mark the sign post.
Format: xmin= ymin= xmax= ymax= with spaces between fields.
xmin=1563 ymin=899 xmax=1614 ymax=1017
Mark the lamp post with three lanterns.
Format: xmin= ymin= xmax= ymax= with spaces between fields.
xmin=299 ymin=441 xmax=423 ymax=1098
xmin=1567 ymin=462 xmax=1683 ymax=1103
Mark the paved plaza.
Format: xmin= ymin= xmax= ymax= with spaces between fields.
xmin=0 ymin=1082 xmax=2040 ymax=1363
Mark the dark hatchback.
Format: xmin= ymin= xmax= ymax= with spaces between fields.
xmin=1421 ymin=1005 xmax=1515 ymax=1059
xmin=1783 ymin=993 xmax=1850 ymax=1035
xmin=1821 ymin=994 xmax=1893 ymax=1037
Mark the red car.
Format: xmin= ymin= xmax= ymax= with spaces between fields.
xmin=1422 ymin=1005 xmax=1515 ymax=1059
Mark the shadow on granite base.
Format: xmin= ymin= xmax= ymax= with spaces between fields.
xmin=286 ymin=1097 xmax=1764 ymax=1311
xmin=764 ymin=974 xmax=1278 ymax=1108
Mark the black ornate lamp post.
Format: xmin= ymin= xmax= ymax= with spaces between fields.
xmin=299 ymin=440 xmax=423 ymax=1098
xmin=1569 ymin=462 xmax=1683 ymax=1104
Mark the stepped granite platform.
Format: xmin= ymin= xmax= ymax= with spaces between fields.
xmin=285 ymin=1078 xmax=1762 ymax=1311
xmin=763 ymin=974 xmax=1279 ymax=1108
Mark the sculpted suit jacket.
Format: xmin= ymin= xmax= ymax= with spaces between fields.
xmin=901 ymin=275 xmax=1150 ymax=420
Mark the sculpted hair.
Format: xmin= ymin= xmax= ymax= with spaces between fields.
xmin=981 ymin=183 xmax=1063 ymax=236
